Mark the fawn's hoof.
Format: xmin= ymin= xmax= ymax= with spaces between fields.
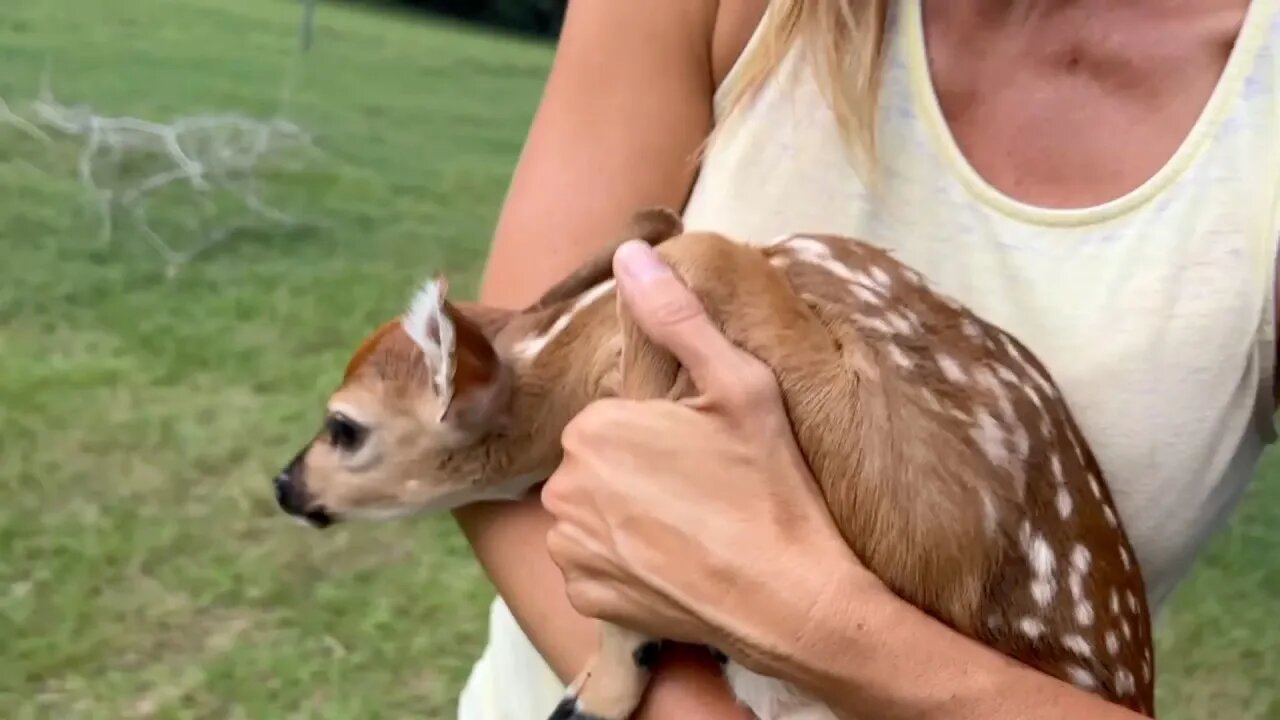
xmin=548 ymin=695 xmax=611 ymax=720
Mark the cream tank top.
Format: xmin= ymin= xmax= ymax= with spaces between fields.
xmin=457 ymin=2 xmax=1280 ymax=716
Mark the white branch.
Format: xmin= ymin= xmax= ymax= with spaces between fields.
xmin=0 ymin=97 xmax=51 ymax=143
xmin=3 ymin=76 xmax=324 ymax=275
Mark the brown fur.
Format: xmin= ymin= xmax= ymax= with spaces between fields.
xmin=343 ymin=320 xmax=401 ymax=382
xmin=279 ymin=208 xmax=1155 ymax=718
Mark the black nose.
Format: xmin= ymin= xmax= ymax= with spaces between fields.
xmin=274 ymin=472 xmax=334 ymax=529
xmin=274 ymin=472 xmax=305 ymax=515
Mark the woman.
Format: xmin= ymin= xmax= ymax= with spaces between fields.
xmin=455 ymin=0 xmax=1280 ymax=717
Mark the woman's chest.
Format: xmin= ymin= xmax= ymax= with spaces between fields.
xmin=921 ymin=0 xmax=1248 ymax=210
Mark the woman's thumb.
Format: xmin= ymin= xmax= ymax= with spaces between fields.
xmin=613 ymin=240 xmax=746 ymax=398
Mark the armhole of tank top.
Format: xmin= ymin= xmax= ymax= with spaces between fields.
xmin=1262 ymin=80 xmax=1280 ymax=418
xmin=1259 ymin=232 xmax=1277 ymax=419
xmin=710 ymin=2 xmax=775 ymax=119
xmin=1254 ymin=59 xmax=1280 ymax=421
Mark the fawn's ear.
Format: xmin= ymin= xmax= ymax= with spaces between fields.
xmin=402 ymin=276 xmax=512 ymax=428
xmin=404 ymin=275 xmax=457 ymax=410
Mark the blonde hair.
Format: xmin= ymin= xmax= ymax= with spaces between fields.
xmin=713 ymin=0 xmax=890 ymax=175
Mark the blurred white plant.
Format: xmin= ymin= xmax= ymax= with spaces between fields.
xmin=0 ymin=0 xmax=325 ymax=277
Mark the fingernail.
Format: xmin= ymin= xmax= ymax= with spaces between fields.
xmin=615 ymin=240 xmax=671 ymax=285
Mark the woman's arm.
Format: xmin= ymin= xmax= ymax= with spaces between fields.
xmin=542 ymin=243 xmax=1152 ymax=720
xmin=452 ymin=0 xmax=760 ymax=714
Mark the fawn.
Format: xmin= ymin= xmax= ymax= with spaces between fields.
xmin=273 ymin=208 xmax=1155 ymax=719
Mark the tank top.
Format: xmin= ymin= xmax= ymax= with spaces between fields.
xmin=457 ymin=2 xmax=1280 ymax=716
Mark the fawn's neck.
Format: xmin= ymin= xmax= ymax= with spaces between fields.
xmin=477 ymin=286 xmax=624 ymax=487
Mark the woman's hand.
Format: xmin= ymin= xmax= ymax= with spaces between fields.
xmin=541 ymin=240 xmax=880 ymax=673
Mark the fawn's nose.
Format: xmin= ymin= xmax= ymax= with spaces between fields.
xmin=273 ymin=472 xmax=304 ymax=514
xmin=272 ymin=454 xmax=333 ymax=529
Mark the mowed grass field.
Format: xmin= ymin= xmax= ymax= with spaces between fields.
xmin=0 ymin=1 xmax=1276 ymax=718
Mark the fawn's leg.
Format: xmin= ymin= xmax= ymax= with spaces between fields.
xmin=546 ymin=302 xmax=685 ymax=720
xmin=550 ymin=625 xmax=663 ymax=720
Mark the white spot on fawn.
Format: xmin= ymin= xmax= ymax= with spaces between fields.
xmin=886 ymin=344 xmax=913 ymax=369
xmin=858 ymin=316 xmax=895 ymax=335
xmin=1002 ymin=335 xmax=1056 ymax=397
xmin=963 ymin=318 xmax=984 ymax=341
xmin=972 ymin=409 xmax=1011 ymax=471
xmin=1069 ymin=432 xmax=1087 ymax=465
xmin=853 ymin=285 xmax=883 ymax=306
xmin=981 ymin=491 xmax=1000 ymax=536
xmin=901 ymin=306 xmax=922 ymax=330
xmin=1062 ymin=633 xmax=1093 ymax=658
xmin=1031 ymin=579 xmax=1055 ymax=607
xmin=1105 ymin=631 xmax=1120 ymax=656
xmin=1019 ymin=617 xmax=1046 ymax=639
xmin=1089 ymin=474 xmax=1103 ymax=499
xmin=786 ymin=239 xmax=888 ymax=306
xmin=1075 ymin=601 xmax=1095 ymax=627
xmin=1103 ymin=504 xmax=1119 ymax=528
xmin=513 ymin=279 xmax=616 ymax=359
xmin=977 ymin=366 xmax=1030 ymax=461
xmin=1066 ymin=665 xmax=1098 ymax=690
xmin=993 ymin=363 xmax=1017 ymax=383
xmin=885 ymin=310 xmax=913 ymax=334
xmin=1067 ymin=546 xmax=1093 ymax=625
xmin=1115 ymin=668 xmax=1136 ymax=696
xmin=1056 ymin=487 xmax=1074 ymax=519
xmin=849 ymin=269 xmax=878 ymax=290
xmin=1026 ymin=533 xmax=1057 ymax=606
xmin=937 ymin=353 xmax=967 ymax=383
xmin=1010 ymin=422 xmax=1030 ymax=461
xmin=1071 ymin=545 xmax=1092 ymax=573
xmin=869 ymin=265 xmax=892 ymax=290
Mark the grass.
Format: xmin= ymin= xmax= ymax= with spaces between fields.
xmin=0 ymin=1 xmax=1276 ymax=718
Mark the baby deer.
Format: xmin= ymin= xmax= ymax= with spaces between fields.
xmin=273 ymin=208 xmax=1155 ymax=719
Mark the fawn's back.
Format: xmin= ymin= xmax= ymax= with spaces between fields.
xmin=639 ymin=229 xmax=1155 ymax=715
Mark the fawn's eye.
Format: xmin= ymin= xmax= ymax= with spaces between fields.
xmin=325 ymin=413 xmax=367 ymax=452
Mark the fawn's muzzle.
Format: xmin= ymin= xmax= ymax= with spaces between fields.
xmin=273 ymin=451 xmax=333 ymax=529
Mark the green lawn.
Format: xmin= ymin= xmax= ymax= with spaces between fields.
xmin=0 ymin=1 xmax=1276 ymax=718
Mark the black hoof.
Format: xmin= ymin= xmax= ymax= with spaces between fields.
xmin=547 ymin=696 xmax=610 ymax=720
xmin=632 ymin=640 xmax=664 ymax=671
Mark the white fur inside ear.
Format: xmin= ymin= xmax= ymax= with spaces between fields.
xmin=402 ymin=277 xmax=456 ymax=413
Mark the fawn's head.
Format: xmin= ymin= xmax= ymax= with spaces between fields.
xmin=271 ymin=207 xmax=684 ymax=528
xmin=272 ymin=277 xmax=526 ymax=527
